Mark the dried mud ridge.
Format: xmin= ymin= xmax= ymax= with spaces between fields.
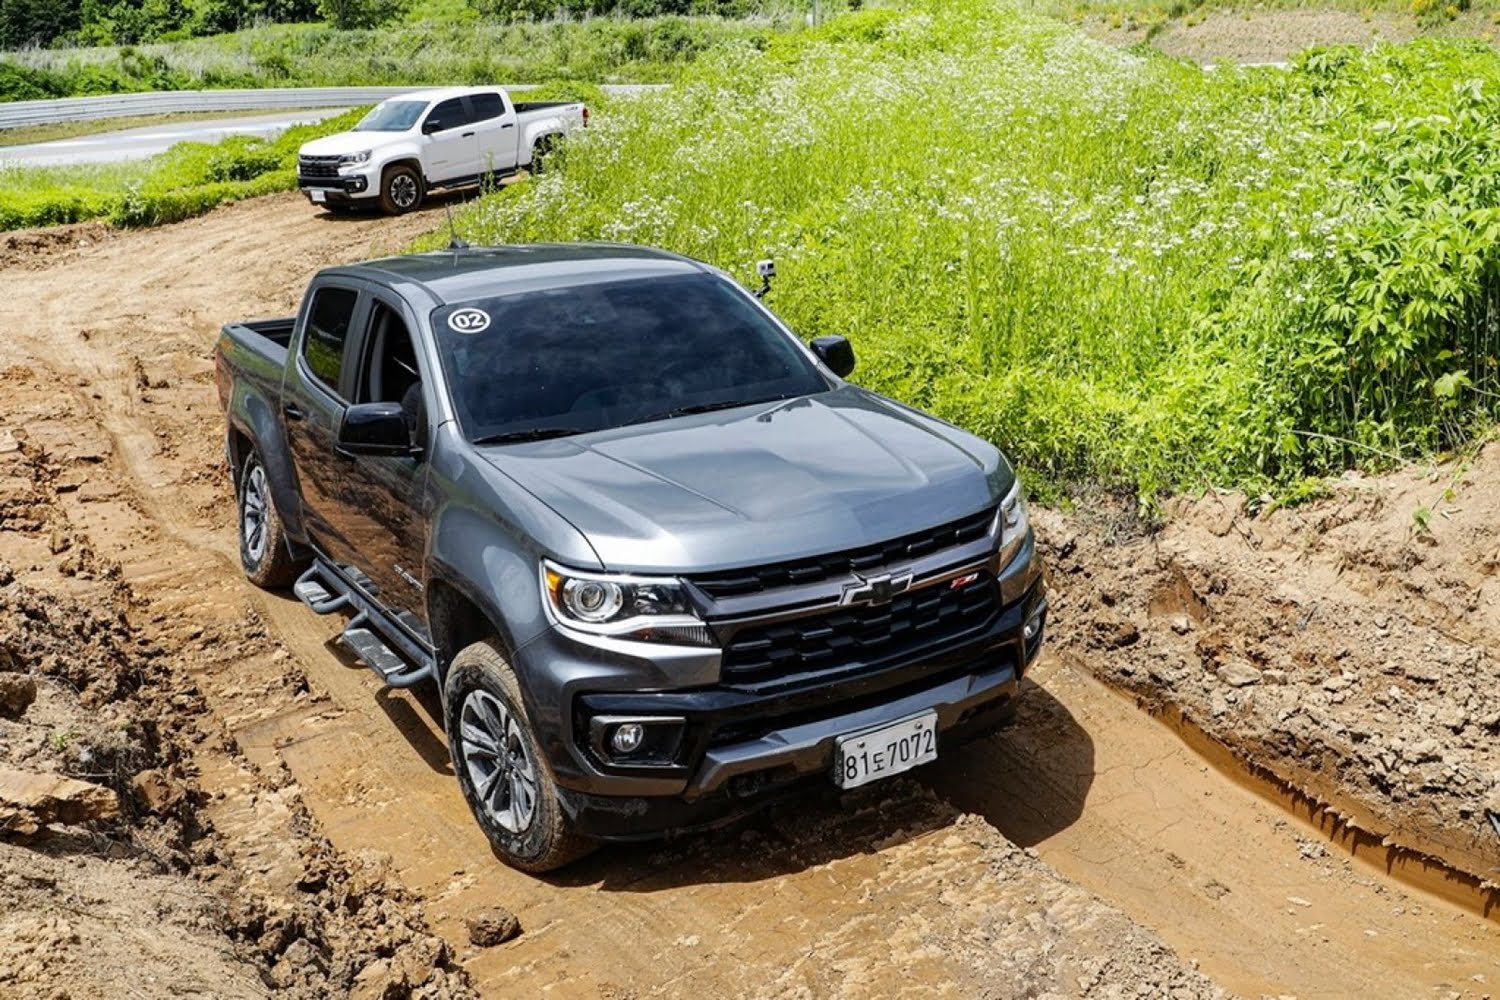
xmin=1039 ymin=465 xmax=1500 ymax=917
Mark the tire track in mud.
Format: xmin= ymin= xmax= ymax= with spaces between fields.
xmin=3 ymin=194 xmax=1497 ymax=997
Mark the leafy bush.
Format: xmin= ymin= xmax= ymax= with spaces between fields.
xmin=446 ymin=3 xmax=1500 ymax=499
xmin=315 ymin=0 xmax=408 ymax=29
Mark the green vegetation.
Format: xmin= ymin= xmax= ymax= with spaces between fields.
xmin=0 ymin=13 xmax=807 ymax=101
xmin=445 ymin=2 xmax=1500 ymax=499
xmin=0 ymin=107 xmax=363 ymax=229
xmin=0 ymin=0 xmax=803 ymax=49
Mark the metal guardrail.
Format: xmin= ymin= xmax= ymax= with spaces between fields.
xmin=0 ymin=84 xmax=657 ymax=129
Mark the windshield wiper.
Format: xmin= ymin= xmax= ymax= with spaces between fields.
xmin=471 ymin=427 xmax=582 ymax=445
xmin=625 ymin=397 xmax=782 ymax=428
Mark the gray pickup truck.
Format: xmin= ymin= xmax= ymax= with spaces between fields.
xmin=214 ymin=244 xmax=1047 ymax=871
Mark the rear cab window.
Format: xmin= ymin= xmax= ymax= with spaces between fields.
xmin=302 ymin=286 xmax=359 ymax=395
xmin=470 ymin=92 xmax=505 ymax=122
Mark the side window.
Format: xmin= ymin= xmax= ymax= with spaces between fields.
xmin=470 ymin=92 xmax=503 ymax=122
xmin=425 ymin=97 xmax=466 ymax=133
xmin=356 ymin=301 xmax=421 ymax=409
xmin=302 ymin=286 xmax=358 ymax=395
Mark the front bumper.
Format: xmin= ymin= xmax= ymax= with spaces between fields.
xmin=298 ymin=167 xmax=376 ymax=201
xmin=556 ymin=647 xmax=1027 ymax=840
xmin=513 ymin=536 xmax=1047 ymax=840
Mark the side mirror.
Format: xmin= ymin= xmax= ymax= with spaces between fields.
xmin=422 ymin=118 xmax=445 ymax=135
xmin=338 ymin=402 xmax=414 ymax=456
xmin=811 ymin=335 xmax=856 ymax=378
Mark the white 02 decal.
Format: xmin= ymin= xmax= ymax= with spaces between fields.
xmin=448 ymin=308 xmax=491 ymax=334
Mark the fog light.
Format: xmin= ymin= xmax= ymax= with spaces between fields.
xmin=610 ymin=723 xmax=645 ymax=754
xmin=1024 ymin=616 xmax=1041 ymax=641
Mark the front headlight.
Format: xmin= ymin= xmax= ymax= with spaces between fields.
xmin=541 ymin=560 xmax=714 ymax=646
xmin=997 ymin=479 xmax=1031 ymax=568
xmin=340 ymin=150 xmax=372 ymax=166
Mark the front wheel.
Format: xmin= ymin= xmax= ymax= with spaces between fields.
xmin=379 ymin=164 xmax=424 ymax=215
xmin=445 ymin=640 xmax=594 ymax=872
xmin=237 ymin=448 xmax=304 ymax=588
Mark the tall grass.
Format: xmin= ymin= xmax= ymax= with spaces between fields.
xmin=0 ymin=14 xmax=804 ymax=100
xmin=444 ymin=3 xmax=1500 ymax=499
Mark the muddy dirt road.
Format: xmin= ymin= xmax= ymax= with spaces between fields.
xmin=3 ymin=195 xmax=1497 ymax=997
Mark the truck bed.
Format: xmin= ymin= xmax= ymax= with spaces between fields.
xmin=513 ymin=100 xmax=577 ymax=115
xmin=217 ymin=316 xmax=295 ymax=414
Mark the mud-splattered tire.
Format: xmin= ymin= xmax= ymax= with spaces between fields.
xmin=445 ymin=640 xmax=594 ymax=872
xmin=378 ymin=163 xmax=424 ymax=215
xmin=237 ymin=448 xmax=304 ymax=589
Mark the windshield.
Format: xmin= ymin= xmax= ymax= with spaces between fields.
xmin=354 ymin=100 xmax=428 ymax=132
xmin=432 ymin=273 xmax=830 ymax=443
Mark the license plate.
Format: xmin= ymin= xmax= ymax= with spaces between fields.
xmin=834 ymin=711 xmax=937 ymax=789
xmin=309 ymin=189 xmax=327 ymax=203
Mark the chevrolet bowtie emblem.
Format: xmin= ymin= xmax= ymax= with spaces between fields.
xmin=840 ymin=570 xmax=915 ymax=607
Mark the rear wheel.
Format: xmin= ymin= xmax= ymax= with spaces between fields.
xmin=445 ymin=640 xmax=594 ymax=872
xmin=379 ymin=164 xmax=424 ymax=215
xmin=529 ymin=136 xmax=556 ymax=175
xmin=237 ymin=448 xmax=304 ymax=588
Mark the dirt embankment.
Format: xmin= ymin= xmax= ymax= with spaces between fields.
xmin=1080 ymin=8 xmax=1500 ymax=66
xmin=0 ymin=358 xmax=471 ymax=999
xmin=0 ymin=195 xmax=1229 ymax=997
xmin=1041 ymin=454 xmax=1500 ymax=896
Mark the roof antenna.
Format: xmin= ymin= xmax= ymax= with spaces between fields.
xmin=445 ymin=203 xmax=469 ymax=252
xmin=754 ymin=259 xmax=775 ymax=299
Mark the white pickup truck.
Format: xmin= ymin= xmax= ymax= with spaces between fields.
xmin=296 ymin=85 xmax=587 ymax=215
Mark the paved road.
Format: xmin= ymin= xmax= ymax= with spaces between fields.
xmin=0 ymin=108 xmax=349 ymax=167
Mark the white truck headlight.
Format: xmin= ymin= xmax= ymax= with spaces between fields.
xmin=340 ymin=150 xmax=372 ymax=166
xmin=542 ymin=560 xmax=713 ymax=646
xmin=997 ymin=480 xmax=1031 ymax=568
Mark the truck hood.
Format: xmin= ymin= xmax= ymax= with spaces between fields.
xmin=477 ymin=387 xmax=1011 ymax=573
xmin=299 ymin=131 xmax=391 ymax=156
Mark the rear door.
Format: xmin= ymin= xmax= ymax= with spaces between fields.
xmin=282 ymin=282 xmax=366 ymax=567
xmin=469 ymin=91 xmax=519 ymax=175
xmin=420 ymin=96 xmax=479 ymax=183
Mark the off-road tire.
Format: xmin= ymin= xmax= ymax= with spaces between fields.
xmin=379 ymin=163 xmax=424 ymax=215
xmin=237 ymin=448 xmax=304 ymax=589
xmin=444 ymin=640 xmax=595 ymax=872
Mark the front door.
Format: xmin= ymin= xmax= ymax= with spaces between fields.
xmin=421 ymin=96 xmax=479 ymax=184
xmin=322 ymin=296 xmax=432 ymax=640
xmin=283 ymin=283 xmax=364 ymax=568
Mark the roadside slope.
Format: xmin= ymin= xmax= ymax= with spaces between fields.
xmin=1040 ymin=454 xmax=1500 ymax=890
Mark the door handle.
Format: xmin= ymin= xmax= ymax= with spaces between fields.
xmin=283 ymin=404 xmax=305 ymax=422
xmin=462 ymin=131 xmax=475 ymax=137
xmin=500 ymin=122 xmax=515 ymax=129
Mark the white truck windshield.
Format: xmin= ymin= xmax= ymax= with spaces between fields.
xmin=355 ymin=101 xmax=429 ymax=132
